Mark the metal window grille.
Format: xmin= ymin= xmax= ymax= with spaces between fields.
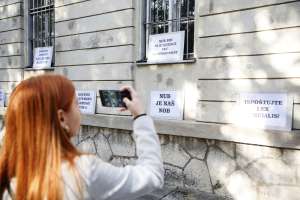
xmin=29 ymin=0 xmax=55 ymax=60
xmin=146 ymin=0 xmax=195 ymax=60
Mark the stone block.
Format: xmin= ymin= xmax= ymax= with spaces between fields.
xmin=77 ymin=138 xmax=97 ymax=154
xmin=213 ymin=180 xmax=231 ymax=197
xmin=164 ymin=164 xmax=184 ymax=188
xmin=236 ymin=143 xmax=281 ymax=168
xmin=226 ymin=170 xmax=257 ymax=200
xmin=161 ymin=190 xmax=187 ymax=200
xmin=108 ymin=132 xmax=135 ymax=157
xmin=161 ymin=140 xmax=190 ymax=168
xmin=216 ymin=141 xmax=235 ymax=158
xmin=206 ymin=147 xmax=236 ymax=196
xmin=98 ymin=128 xmax=113 ymax=138
xmin=183 ymin=159 xmax=212 ymax=193
xmin=282 ymin=149 xmax=300 ymax=165
xmin=138 ymin=186 xmax=175 ymax=200
xmin=94 ymin=133 xmax=113 ymax=162
xmin=78 ymin=125 xmax=98 ymax=142
xmin=245 ymin=158 xmax=297 ymax=185
xmin=258 ymin=185 xmax=300 ymax=200
xmin=206 ymin=139 xmax=216 ymax=146
xmin=180 ymin=137 xmax=207 ymax=160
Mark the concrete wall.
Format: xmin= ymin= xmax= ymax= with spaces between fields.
xmin=196 ymin=0 xmax=300 ymax=128
xmin=76 ymin=125 xmax=300 ymax=200
xmin=0 ymin=0 xmax=23 ymax=105
xmin=132 ymin=0 xmax=300 ymax=199
xmin=54 ymin=0 xmax=134 ymax=116
xmin=136 ymin=0 xmax=300 ymax=128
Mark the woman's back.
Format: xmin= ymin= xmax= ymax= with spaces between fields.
xmin=0 ymin=75 xmax=163 ymax=200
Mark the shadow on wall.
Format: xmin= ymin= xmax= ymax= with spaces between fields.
xmin=195 ymin=1 xmax=300 ymax=200
xmin=196 ymin=0 xmax=300 ymax=135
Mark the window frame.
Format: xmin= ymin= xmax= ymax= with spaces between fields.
xmin=23 ymin=0 xmax=55 ymax=68
xmin=142 ymin=0 xmax=195 ymax=63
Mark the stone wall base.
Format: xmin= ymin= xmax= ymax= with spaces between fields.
xmin=75 ymin=125 xmax=300 ymax=200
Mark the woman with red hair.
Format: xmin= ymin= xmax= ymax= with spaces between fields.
xmin=0 ymin=74 xmax=163 ymax=199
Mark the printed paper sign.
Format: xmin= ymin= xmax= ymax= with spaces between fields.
xmin=0 ymin=89 xmax=4 ymax=107
xmin=76 ymin=91 xmax=96 ymax=115
xmin=150 ymin=91 xmax=183 ymax=120
xmin=235 ymin=93 xmax=292 ymax=131
xmin=147 ymin=31 xmax=185 ymax=62
xmin=33 ymin=46 xmax=53 ymax=69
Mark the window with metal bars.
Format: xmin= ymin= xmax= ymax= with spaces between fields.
xmin=145 ymin=0 xmax=195 ymax=60
xmin=29 ymin=0 xmax=55 ymax=65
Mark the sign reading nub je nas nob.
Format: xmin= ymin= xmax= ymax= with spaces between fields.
xmin=236 ymin=93 xmax=292 ymax=131
xmin=150 ymin=91 xmax=184 ymax=120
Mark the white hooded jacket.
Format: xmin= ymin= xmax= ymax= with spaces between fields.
xmin=3 ymin=115 xmax=164 ymax=200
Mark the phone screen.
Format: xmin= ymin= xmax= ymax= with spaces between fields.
xmin=99 ymin=90 xmax=131 ymax=107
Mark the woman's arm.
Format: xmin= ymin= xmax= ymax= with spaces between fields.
xmin=84 ymin=86 xmax=164 ymax=199
xmin=86 ymin=115 xmax=164 ymax=200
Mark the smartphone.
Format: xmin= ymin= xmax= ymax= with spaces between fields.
xmin=99 ymin=90 xmax=131 ymax=108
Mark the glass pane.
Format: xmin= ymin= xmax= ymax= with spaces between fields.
xmin=165 ymin=0 xmax=169 ymax=21
xmin=187 ymin=21 xmax=194 ymax=54
xmin=180 ymin=0 xmax=187 ymax=18
xmin=180 ymin=22 xmax=187 ymax=57
xmin=164 ymin=24 xmax=169 ymax=32
xmin=157 ymin=0 xmax=164 ymax=21
xmin=150 ymin=25 xmax=157 ymax=34
xmin=188 ymin=0 xmax=195 ymax=17
xmin=158 ymin=24 xmax=164 ymax=33
xmin=150 ymin=0 xmax=156 ymax=22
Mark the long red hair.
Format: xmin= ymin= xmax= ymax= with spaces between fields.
xmin=0 ymin=74 xmax=81 ymax=199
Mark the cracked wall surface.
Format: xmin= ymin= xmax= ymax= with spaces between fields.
xmin=74 ymin=125 xmax=300 ymax=200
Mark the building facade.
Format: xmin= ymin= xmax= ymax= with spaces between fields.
xmin=1 ymin=0 xmax=300 ymax=199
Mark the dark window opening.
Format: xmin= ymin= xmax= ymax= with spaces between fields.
xmin=146 ymin=0 xmax=195 ymax=60
xmin=29 ymin=0 xmax=55 ymax=66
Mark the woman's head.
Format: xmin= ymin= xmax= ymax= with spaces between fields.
xmin=8 ymin=74 xmax=81 ymax=137
xmin=0 ymin=74 xmax=81 ymax=199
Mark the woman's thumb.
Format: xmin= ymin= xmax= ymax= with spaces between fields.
xmin=123 ymin=97 xmax=131 ymax=106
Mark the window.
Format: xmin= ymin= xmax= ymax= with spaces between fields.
xmin=28 ymin=0 xmax=55 ymax=66
xmin=145 ymin=0 xmax=195 ymax=61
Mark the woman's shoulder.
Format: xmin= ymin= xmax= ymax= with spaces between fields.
xmin=61 ymin=154 xmax=104 ymax=184
xmin=75 ymin=154 xmax=103 ymax=169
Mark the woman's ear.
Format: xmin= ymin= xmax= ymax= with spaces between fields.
xmin=57 ymin=109 xmax=68 ymax=129
xmin=57 ymin=109 xmax=70 ymax=133
xmin=57 ymin=109 xmax=65 ymax=125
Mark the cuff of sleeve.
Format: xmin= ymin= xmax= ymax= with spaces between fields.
xmin=133 ymin=113 xmax=147 ymax=121
xmin=133 ymin=115 xmax=155 ymax=136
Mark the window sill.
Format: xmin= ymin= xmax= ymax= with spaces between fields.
xmin=24 ymin=67 xmax=55 ymax=71
xmin=80 ymin=114 xmax=300 ymax=150
xmin=1 ymin=109 xmax=300 ymax=150
xmin=136 ymin=58 xmax=196 ymax=66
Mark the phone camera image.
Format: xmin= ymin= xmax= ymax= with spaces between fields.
xmin=99 ymin=90 xmax=131 ymax=108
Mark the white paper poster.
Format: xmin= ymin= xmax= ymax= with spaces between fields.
xmin=0 ymin=89 xmax=4 ymax=107
xmin=235 ymin=93 xmax=292 ymax=131
xmin=150 ymin=91 xmax=183 ymax=120
xmin=33 ymin=46 xmax=53 ymax=69
xmin=76 ymin=91 xmax=96 ymax=114
xmin=147 ymin=31 xmax=185 ymax=62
